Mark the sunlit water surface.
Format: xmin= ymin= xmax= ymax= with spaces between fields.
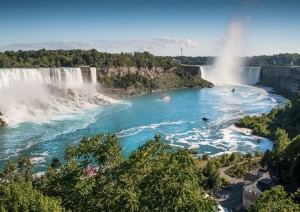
xmin=0 ymin=85 xmax=285 ymax=172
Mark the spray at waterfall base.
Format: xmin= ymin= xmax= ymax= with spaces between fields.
xmin=200 ymin=66 xmax=261 ymax=86
xmin=0 ymin=67 xmax=117 ymax=126
xmin=200 ymin=21 xmax=261 ymax=86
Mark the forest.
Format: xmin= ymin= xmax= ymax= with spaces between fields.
xmin=174 ymin=53 xmax=300 ymax=66
xmin=0 ymin=49 xmax=179 ymax=69
xmin=1 ymin=49 xmax=299 ymax=69
xmin=244 ymin=53 xmax=300 ymax=66
xmin=172 ymin=56 xmax=214 ymax=65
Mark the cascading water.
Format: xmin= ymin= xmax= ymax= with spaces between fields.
xmin=242 ymin=67 xmax=261 ymax=84
xmin=0 ymin=67 xmax=116 ymax=126
xmin=62 ymin=67 xmax=83 ymax=88
xmin=199 ymin=65 xmax=211 ymax=81
xmin=200 ymin=65 xmax=261 ymax=85
xmin=49 ymin=68 xmax=62 ymax=85
xmin=90 ymin=67 xmax=97 ymax=84
xmin=0 ymin=68 xmax=84 ymax=88
xmin=0 ymin=68 xmax=57 ymax=88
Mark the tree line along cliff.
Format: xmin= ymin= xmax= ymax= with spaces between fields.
xmin=174 ymin=53 xmax=300 ymax=66
xmin=0 ymin=49 xmax=179 ymax=69
xmin=1 ymin=49 xmax=300 ymax=68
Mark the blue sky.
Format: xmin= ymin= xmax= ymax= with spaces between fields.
xmin=0 ymin=0 xmax=299 ymax=56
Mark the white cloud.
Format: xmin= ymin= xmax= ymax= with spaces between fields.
xmin=0 ymin=38 xmax=198 ymax=55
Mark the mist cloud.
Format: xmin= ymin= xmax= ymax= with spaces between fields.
xmin=204 ymin=21 xmax=244 ymax=85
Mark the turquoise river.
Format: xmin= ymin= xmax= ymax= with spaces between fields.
xmin=0 ymin=85 xmax=285 ymax=172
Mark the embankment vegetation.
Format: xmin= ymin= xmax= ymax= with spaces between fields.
xmin=236 ymin=97 xmax=300 ymax=186
xmin=232 ymin=97 xmax=300 ymax=210
xmin=99 ymin=69 xmax=213 ymax=97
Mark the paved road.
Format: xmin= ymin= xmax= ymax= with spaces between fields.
xmin=218 ymin=157 xmax=261 ymax=184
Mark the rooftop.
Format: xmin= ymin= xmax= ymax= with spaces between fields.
xmin=244 ymin=182 xmax=262 ymax=195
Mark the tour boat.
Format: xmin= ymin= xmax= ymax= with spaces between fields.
xmin=160 ymin=94 xmax=170 ymax=101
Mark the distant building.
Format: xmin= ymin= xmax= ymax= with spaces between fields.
xmin=242 ymin=168 xmax=275 ymax=209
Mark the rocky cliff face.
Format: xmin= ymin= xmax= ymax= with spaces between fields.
xmin=81 ymin=66 xmax=201 ymax=78
xmin=260 ymin=66 xmax=300 ymax=98
xmin=79 ymin=66 xmax=211 ymax=98
xmin=96 ymin=67 xmax=177 ymax=77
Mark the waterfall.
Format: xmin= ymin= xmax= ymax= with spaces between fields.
xmin=62 ymin=67 xmax=83 ymax=88
xmin=50 ymin=68 xmax=62 ymax=85
xmin=0 ymin=68 xmax=64 ymax=88
xmin=90 ymin=67 xmax=97 ymax=84
xmin=199 ymin=65 xmax=211 ymax=80
xmin=0 ymin=67 xmax=117 ymax=126
xmin=0 ymin=68 xmax=91 ymax=88
xmin=1 ymin=68 xmax=49 ymax=88
xmin=199 ymin=65 xmax=261 ymax=85
xmin=242 ymin=67 xmax=261 ymax=85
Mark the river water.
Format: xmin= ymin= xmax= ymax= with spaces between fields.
xmin=0 ymin=85 xmax=285 ymax=172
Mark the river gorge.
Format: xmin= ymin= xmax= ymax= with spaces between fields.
xmin=0 ymin=66 xmax=286 ymax=172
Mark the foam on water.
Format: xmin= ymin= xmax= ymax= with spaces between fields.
xmin=116 ymin=121 xmax=185 ymax=138
xmin=0 ymin=67 xmax=120 ymax=126
xmin=0 ymin=85 xmax=285 ymax=172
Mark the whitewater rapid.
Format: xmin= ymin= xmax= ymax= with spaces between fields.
xmin=0 ymin=85 xmax=285 ymax=172
xmin=199 ymin=65 xmax=261 ymax=85
xmin=0 ymin=67 xmax=119 ymax=126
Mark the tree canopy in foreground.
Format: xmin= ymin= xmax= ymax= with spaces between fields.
xmin=0 ymin=134 xmax=221 ymax=211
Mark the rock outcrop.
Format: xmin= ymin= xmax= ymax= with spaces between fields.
xmin=83 ymin=66 xmax=212 ymax=98
xmin=260 ymin=66 xmax=300 ymax=99
xmin=0 ymin=113 xmax=7 ymax=126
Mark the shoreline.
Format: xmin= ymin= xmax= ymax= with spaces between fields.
xmin=231 ymin=124 xmax=270 ymax=143
xmin=105 ymin=86 xmax=207 ymax=99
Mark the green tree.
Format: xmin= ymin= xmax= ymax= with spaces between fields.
xmin=0 ymin=159 xmax=64 ymax=211
xmin=0 ymin=133 xmax=226 ymax=211
xmin=248 ymin=186 xmax=299 ymax=212
xmin=202 ymin=153 xmax=209 ymax=160
xmin=273 ymin=128 xmax=290 ymax=157
xmin=0 ymin=181 xmax=64 ymax=211
xmin=140 ymin=148 xmax=216 ymax=211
